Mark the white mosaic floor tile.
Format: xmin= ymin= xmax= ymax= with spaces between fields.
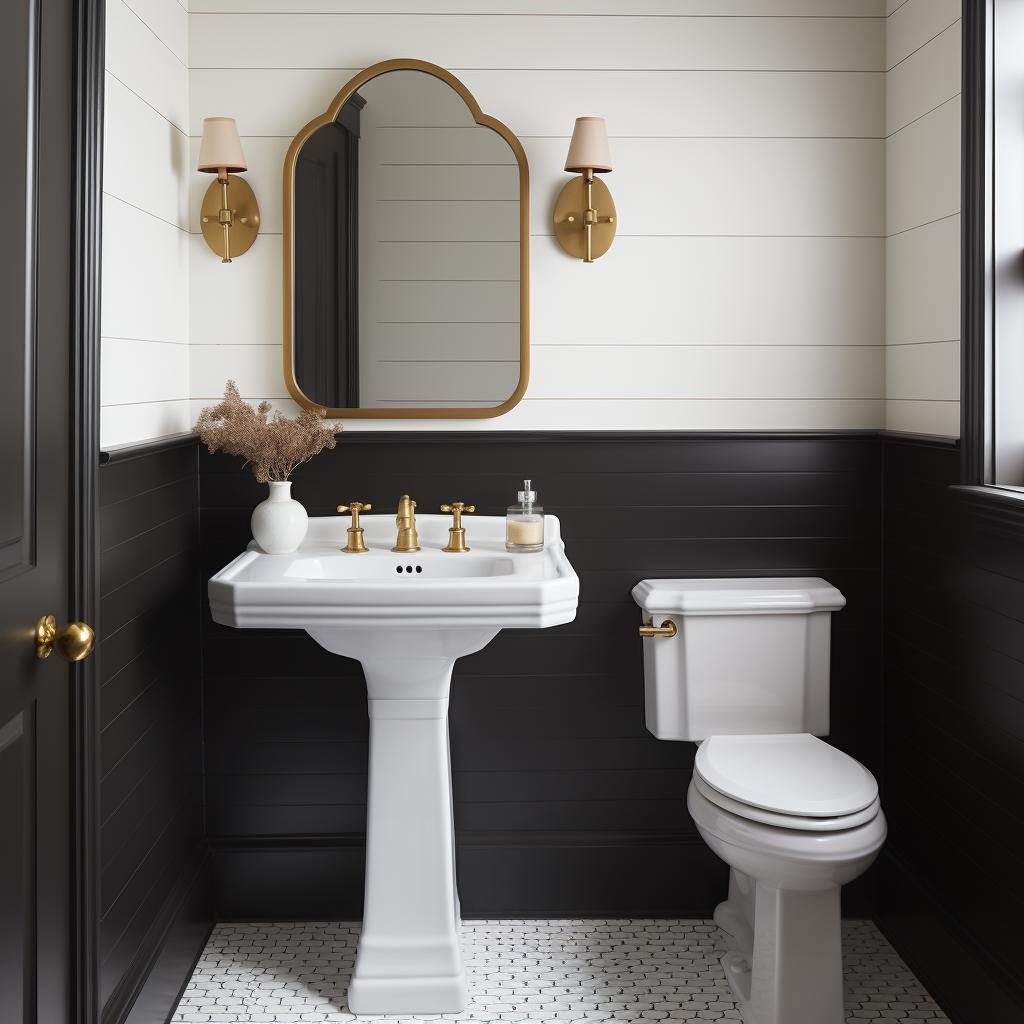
xmin=172 ymin=918 xmax=949 ymax=1023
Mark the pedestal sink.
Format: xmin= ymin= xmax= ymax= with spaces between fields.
xmin=208 ymin=513 xmax=579 ymax=1014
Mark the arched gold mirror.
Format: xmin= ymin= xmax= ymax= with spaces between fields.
xmin=283 ymin=59 xmax=529 ymax=418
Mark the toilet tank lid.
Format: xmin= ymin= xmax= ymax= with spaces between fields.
xmin=632 ymin=577 xmax=846 ymax=615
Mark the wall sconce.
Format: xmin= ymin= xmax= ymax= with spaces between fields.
xmin=197 ymin=116 xmax=260 ymax=263
xmin=553 ymin=116 xmax=616 ymax=263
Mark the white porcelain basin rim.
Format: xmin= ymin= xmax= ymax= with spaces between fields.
xmin=208 ymin=514 xmax=579 ymax=630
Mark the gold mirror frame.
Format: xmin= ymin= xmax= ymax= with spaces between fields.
xmin=283 ymin=58 xmax=530 ymax=419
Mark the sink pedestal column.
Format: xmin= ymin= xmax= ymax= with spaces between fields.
xmin=308 ymin=627 xmax=498 ymax=1015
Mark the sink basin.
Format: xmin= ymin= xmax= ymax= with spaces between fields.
xmin=208 ymin=514 xmax=579 ymax=1014
xmin=209 ymin=514 xmax=576 ymax=629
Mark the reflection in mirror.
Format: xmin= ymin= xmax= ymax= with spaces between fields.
xmin=290 ymin=68 xmax=524 ymax=413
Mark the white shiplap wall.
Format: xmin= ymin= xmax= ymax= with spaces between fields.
xmin=100 ymin=1 xmax=967 ymax=439
xmin=102 ymin=0 xmax=191 ymax=447
xmin=185 ymin=0 xmax=889 ymax=432
xmin=885 ymin=0 xmax=962 ymax=437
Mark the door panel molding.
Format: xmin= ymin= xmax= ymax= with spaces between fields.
xmin=0 ymin=708 xmax=34 ymax=1023
xmin=0 ymin=0 xmax=39 ymax=583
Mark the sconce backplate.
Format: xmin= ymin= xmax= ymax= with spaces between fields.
xmin=200 ymin=174 xmax=261 ymax=259
xmin=553 ymin=175 xmax=616 ymax=261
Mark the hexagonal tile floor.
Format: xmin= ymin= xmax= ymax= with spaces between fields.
xmin=172 ymin=919 xmax=950 ymax=1022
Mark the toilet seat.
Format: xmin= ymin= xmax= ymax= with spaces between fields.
xmin=692 ymin=773 xmax=881 ymax=832
xmin=695 ymin=733 xmax=878 ymax=823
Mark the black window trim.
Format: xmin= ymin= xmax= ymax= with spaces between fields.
xmin=951 ymin=0 xmax=1024 ymax=526
xmin=960 ymin=0 xmax=989 ymax=485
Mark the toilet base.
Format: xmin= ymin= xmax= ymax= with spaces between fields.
xmin=715 ymin=872 xmax=844 ymax=1024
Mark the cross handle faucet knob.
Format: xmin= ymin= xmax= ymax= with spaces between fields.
xmin=337 ymin=501 xmax=371 ymax=523
xmin=440 ymin=502 xmax=475 ymax=552
xmin=337 ymin=501 xmax=372 ymax=553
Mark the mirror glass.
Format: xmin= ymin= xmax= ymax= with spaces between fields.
xmin=287 ymin=66 xmax=527 ymax=416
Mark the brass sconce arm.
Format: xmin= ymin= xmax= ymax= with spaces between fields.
xmin=581 ymin=170 xmax=616 ymax=263
xmin=217 ymin=170 xmax=233 ymax=262
xmin=219 ymin=172 xmax=233 ymax=260
xmin=554 ymin=170 xmax=617 ymax=263
xmin=200 ymin=170 xmax=260 ymax=264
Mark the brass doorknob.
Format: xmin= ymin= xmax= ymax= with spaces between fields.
xmin=35 ymin=615 xmax=95 ymax=662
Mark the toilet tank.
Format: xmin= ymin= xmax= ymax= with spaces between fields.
xmin=632 ymin=578 xmax=845 ymax=741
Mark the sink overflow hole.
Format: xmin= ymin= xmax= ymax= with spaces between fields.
xmin=396 ymin=565 xmax=424 ymax=574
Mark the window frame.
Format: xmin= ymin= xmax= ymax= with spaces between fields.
xmin=961 ymin=0 xmax=1024 ymax=504
xmin=960 ymin=0 xmax=990 ymax=484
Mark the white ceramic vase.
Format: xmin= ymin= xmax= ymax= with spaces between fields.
xmin=251 ymin=480 xmax=308 ymax=554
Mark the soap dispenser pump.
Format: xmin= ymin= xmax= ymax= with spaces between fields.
xmin=506 ymin=479 xmax=545 ymax=553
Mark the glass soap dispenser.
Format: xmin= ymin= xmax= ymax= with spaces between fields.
xmin=506 ymin=479 xmax=545 ymax=553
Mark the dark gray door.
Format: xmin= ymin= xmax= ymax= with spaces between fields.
xmin=0 ymin=0 xmax=83 ymax=1021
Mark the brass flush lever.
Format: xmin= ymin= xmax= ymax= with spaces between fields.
xmin=440 ymin=502 xmax=475 ymax=553
xmin=337 ymin=501 xmax=372 ymax=553
xmin=35 ymin=615 xmax=95 ymax=661
xmin=638 ymin=620 xmax=677 ymax=639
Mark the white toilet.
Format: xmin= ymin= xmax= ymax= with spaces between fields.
xmin=633 ymin=577 xmax=886 ymax=1024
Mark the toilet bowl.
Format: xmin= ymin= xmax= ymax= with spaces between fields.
xmin=687 ymin=735 xmax=886 ymax=1024
xmin=688 ymin=783 xmax=885 ymax=1024
xmin=632 ymin=578 xmax=885 ymax=1024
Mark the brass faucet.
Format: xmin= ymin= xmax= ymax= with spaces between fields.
xmin=392 ymin=494 xmax=420 ymax=552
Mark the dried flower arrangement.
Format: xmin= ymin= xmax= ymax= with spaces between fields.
xmin=194 ymin=380 xmax=339 ymax=483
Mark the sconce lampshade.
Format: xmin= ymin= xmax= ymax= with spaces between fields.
xmin=197 ymin=117 xmax=247 ymax=174
xmin=564 ymin=116 xmax=613 ymax=173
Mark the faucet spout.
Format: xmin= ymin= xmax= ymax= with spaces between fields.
xmin=392 ymin=494 xmax=420 ymax=553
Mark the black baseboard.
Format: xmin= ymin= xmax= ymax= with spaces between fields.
xmin=212 ymin=836 xmax=367 ymax=921
xmin=457 ymin=833 xmax=721 ymax=919
xmin=875 ymin=850 xmax=1024 ymax=1023
xmin=102 ymin=847 xmax=213 ymax=1024
xmin=211 ymin=831 xmax=732 ymax=920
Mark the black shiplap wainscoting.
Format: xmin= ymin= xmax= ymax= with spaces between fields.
xmin=97 ymin=439 xmax=211 ymax=1024
xmin=877 ymin=437 xmax=1024 ymax=1023
xmin=96 ymin=429 xmax=1024 ymax=1023
xmin=199 ymin=432 xmax=883 ymax=919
